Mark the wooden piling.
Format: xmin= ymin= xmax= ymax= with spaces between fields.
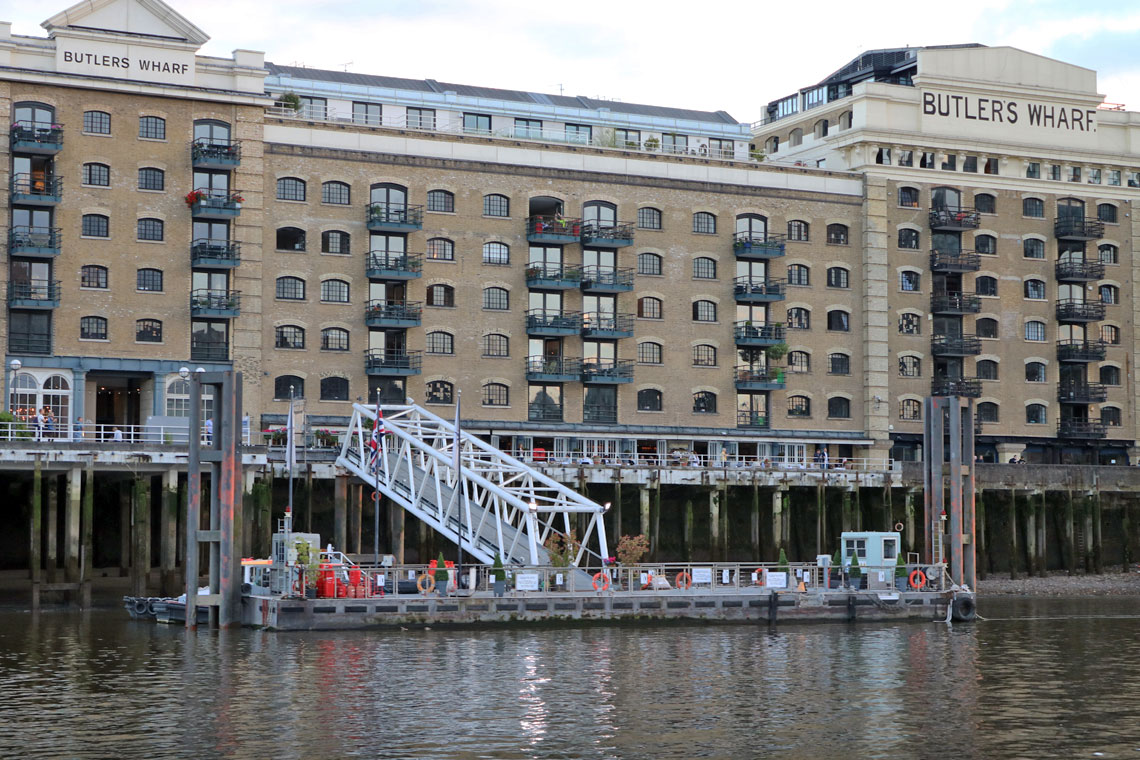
xmin=1092 ymin=491 xmax=1103 ymax=574
xmin=82 ymin=462 xmax=93 ymax=607
xmin=119 ymin=481 xmax=131 ymax=578
xmin=639 ymin=486 xmax=650 ymax=537
xmin=1008 ymin=491 xmax=1018 ymax=580
xmin=1036 ymin=491 xmax=1047 ymax=577
xmin=46 ymin=473 xmax=58 ymax=584
xmin=349 ymin=483 xmax=362 ymax=554
xmin=1065 ymin=490 xmax=1076 ymax=575
xmin=751 ymin=478 xmax=761 ymax=562
xmin=1025 ymin=491 xmax=1038 ymax=577
xmin=708 ymin=489 xmax=720 ymax=562
xmin=30 ymin=455 xmax=42 ymax=604
xmin=651 ymin=480 xmax=661 ymax=562
xmin=131 ymin=476 xmax=151 ymax=596
xmin=161 ymin=469 xmax=179 ymax=596
xmin=334 ymin=474 xmax=348 ymax=552
xmin=65 ymin=467 xmax=81 ymax=583
xmin=976 ymin=489 xmax=987 ymax=580
xmin=683 ymin=497 xmax=693 ymax=562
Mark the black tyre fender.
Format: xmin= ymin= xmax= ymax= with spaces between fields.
xmin=952 ymin=595 xmax=977 ymax=622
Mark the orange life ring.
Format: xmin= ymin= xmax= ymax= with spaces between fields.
xmin=416 ymin=573 xmax=435 ymax=594
xmin=754 ymin=568 xmax=766 ymax=586
xmin=641 ymin=573 xmax=654 ymax=590
xmin=675 ymin=571 xmax=692 ymax=590
xmin=908 ymin=568 xmax=927 ymax=590
xmin=592 ymin=572 xmax=611 ymax=591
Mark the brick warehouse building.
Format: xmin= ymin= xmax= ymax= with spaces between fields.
xmin=2 ymin=0 xmax=1138 ymax=465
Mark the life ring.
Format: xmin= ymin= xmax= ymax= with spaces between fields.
xmin=754 ymin=568 xmax=766 ymax=586
xmin=675 ymin=571 xmax=692 ymax=590
xmin=908 ymin=569 xmax=927 ymax=590
xmin=641 ymin=573 xmax=654 ymax=590
xmin=592 ymin=572 xmax=610 ymax=591
xmin=894 ymin=522 xmax=904 ymax=532
xmin=952 ymin=595 xmax=977 ymax=622
xmin=416 ymin=573 xmax=435 ymax=594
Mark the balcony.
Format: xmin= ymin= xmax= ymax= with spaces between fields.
xmin=526 ymin=309 xmax=582 ymax=336
xmin=190 ymin=289 xmax=240 ymax=317
xmin=10 ymin=121 xmax=63 ymax=153
xmin=581 ymin=358 xmax=634 ymax=384
xmin=579 ymin=266 xmax=633 ymax=293
xmin=733 ymin=277 xmax=785 ymax=303
xmin=930 ymin=292 xmax=981 ymax=314
xmin=931 ymin=377 xmax=982 ymax=397
xmin=733 ymin=322 xmax=785 ymax=347
xmin=581 ymin=312 xmax=635 ymax=339
xmin=526 ymin=356 xmax=582 ymax=382
xmin=367 ymin=203 xmax=423 ymax=232
xmin=930 ymin=249 xmax=981 ymax=272
xmin=525 ymin=264 xmax=580 ymax=290
xmin=190 ymin=340 xmax=230 ymax=362
xmin=1056 ymin=299 xmax=1105 ymax=322
xmin=1058 ymin=418 xmax=1107 ymax=439
xmin=526 ymin=216 xmax=581 ymax=244
xmin=583 ymin=404 xmax=619 ymax=424
xmin=7 ymin=280 xmax=60 ymax=309
xmin=1057 ymin=339 xmax=1107 ymax=363
xmin=8 ymin=334 xmax=52 ymax=354
xmin=1054 ymin=217 xmax=1105 ymax=241
xmin=364 ymin=349 xmax=423 ymax=376
xmin=528 ymin=403 xmax=564 ymax=423
xmin=188 ymin=189 xmax=242 ymax=218
xmin=929 ymin=206 xmax=980 ymax=231
xmin=931 ymin=334 xmax=981 ymax=356
xmin=366 ymin=252 xmax=423 ymax=280
xmin=1058 ymin=382 xmax=1108 ymax=404
xmin=191 ymin=138 xmax=241 ymax=169
xmin=734 ymin=366 xmax=785 ymax=391
xmin=1055 ymin=260 xmax=1106 ymax=282
xmin=580 ymin=221 xmax=634 ymax=248
xmin=11 ymin=174 xmax=62 ymax=205
xmin=191 ymin=239 xmax=241 ymax=268
xmin=736 ymin=411 xmax=770 ymax=429
xmin=733 ymin=232 xmax=786 ymax=259
xmin=364 ymin=299 xmax=422 ymax=327
xmin=9 ymin=227 xmax=61 ymax=257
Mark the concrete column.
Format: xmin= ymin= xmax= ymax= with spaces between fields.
xmin=46 ymin=474 xmax=58 ymax=583
xmin=65 ymin=468 xmax=81 ymax=582
xmin=708 ymin=489 xmax=720 ymax=562
xmin=613 ymin=479 xmax=622 ymax=539
xmin=651 ymin=481 xmax=662 ymax=561
xmin=160 ymin=468 xmax=178 ymax=596
xmin=1025 ymin=491 xmax=1038 ymax=576
xmin=131 ymin=476 xmax=151 ymax=596
xmin=1036 ymin=491 xmax=1047 ymax=577
xmin=816 ymin=484 xmax=825 ymax=556
xmin=904 ymin=488 xmax=917 ymax=553
xmin=638 ymin=486 xmax=650 ymax=538
xmin=82 ymin=462 xmax=94 ymax=606
xmin=719 ymin=485 xmax=730 ymax=560
xmin=334 ymin=475 xmax=348 ymax=553
xmin=1084 ymin=494 xmax=1095 ymax=573
xmin=683 ymin=497 xmax=693 ymax=562
xmin=841 ymin=489 xmax=853 ymax=533
xmin=71 ymin=370 xmax=86 ymax=427
xmin=349 ymin=483 xmax=362 ymax=554
xmin=391 ymin=497 xmax=405 ymax=564
xmin=772 ymin=488 xmax=785 ymax=556
xmin=1092 ymin=492 xmax=1103 ymax=574
xmin=976 ymin=489 xmax=987 ymax=580
xmin=1065 ymin=490 xmax=1076 ymax=575
xmin=1008 ymin=491 xmax=1019 ymax=580
xmin=1123 ymin=501 xmax=1135 ymax=572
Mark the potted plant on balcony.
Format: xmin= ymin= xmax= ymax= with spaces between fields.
xmin=433 ymin=551 xmax=449 ymax=595
xmin=230 ymin=193 xmax=244 ymax=209
xmin=643 ymin=136 xmax=660 ymax=151
xmin=766 ymin=342 xmax=789 ymax=362
xmin=314 ymin=429 xmax=338 ymax=448
xmin=184 ymin=189 xmax=206 ymax=208
xmin=490 ymin=553 xmax=507 ymax=597
xmin=276 ymin=92 xmax=302 ymax=113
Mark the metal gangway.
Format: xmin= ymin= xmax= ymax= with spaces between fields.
xmin=337 ymin=402 xmax=609 ymax=586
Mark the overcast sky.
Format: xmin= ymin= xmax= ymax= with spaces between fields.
xmin=9 ymin=0 xmax=1140 ymax=123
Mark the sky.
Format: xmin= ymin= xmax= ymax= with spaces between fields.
xmin=8 ymin=0 xmax=1140 ymax=123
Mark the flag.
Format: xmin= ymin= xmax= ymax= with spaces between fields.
xmin=285 ymin=397 xmax=296 ymax=474
xmin=368 ymin=401 xmax=384 ymax=469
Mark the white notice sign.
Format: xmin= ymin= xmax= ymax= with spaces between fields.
xmin=515 ymin=573 xmax=539 ymax=592
xmin=555 ymin=573 xmax=564 ymax=586
xmin=692 ymin=567 xmax=713 ymax=585
xmin=767 ymin=571 xmax=788 ymax=589
xmin=721 ymin=569 xmax=730 ymax=584
xmin=640 ymin=572 xmax=649 ymax=586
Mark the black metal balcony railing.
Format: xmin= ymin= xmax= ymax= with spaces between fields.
xmin=733 ymin=277 xmax=786 ymax=300
xmin=525 ymin=264 xmax=581 ymax=287
xmin=733 ymin=365 xmax=786 ymax=388
xmin=581 ymin=358 xmax=634 ymax=383
xmin=1055 ymin=260 xmax=1106 ymax=281
xmin=932 ymin=377 xmax=983 ymax=397
xmin=1058 ymin=381 xmax=1108 ymax=403
xmin=1057 ymin=339 xmax=1108 ymax=362
xmin=191 ymin=138 xmax=241 ymax=166
xmin=1054 ymin=217 xmax=1105 ymax=240
xmin=7 ymin=279 xmax=61 ymax=305
xmin=1056 ymin=299 xmax=1106 ymax=322
xmin=190 ymin=238 xmax=241 ymax=266
xmin=9 ymin=226 xmax=61 ymax=254
xmin=733 ymin=322 xmax=786 ymax=344
xmin=930 ymin=292 xmax=981 ymax=314
xmin=364 ymin=349 xmax=423 ymax=374
xmin=931 ymin=334 xmax=982 ymax=356
xmin=190 ymin=340 xmax=230 ymax=362
xmin=366 ymin=203 xmax=424 ymax=229
xmin=1058 ymin=418 xmax=1107 ymax=438
xmin=583 ymin=404 xmax=619 ymax=423
xmin=190 ymin=289 xmax=241 ymax=314
xmin=528 ymin=403 xmax=564 ymax=422
xmin=580 ymin=312 xmax=635 ymax=336
xmin=579 ymin=266 xmax=634 ymax=291
xmin=8 ymin=334 xmax=52 ymax=354
xmin=580 ymin=221 xmax=635 ymax=247
xmin=526 ymin=216 xmax=582 ymax=241
xmin=526 ymin=309 xmax=582 ymax=333
xmin=366 ymin=251 xmax=424 ymax=278
xmin=11 ymin=173 xmax=62 ymax=202
xmin=736 ymin=411 xmax=770 ymax=428
xmin=364 ymin=299 xmax=423 ymax=324
xmin=525 ymin=356 xmax=583 ymax=378
xmin=733 ymin=232 xmax=787 ymax=257
xmin=929 ymin=206 xmax=981 ymax=230
xmin=188 ymin=188 xmax=242 ymax=216
xmin=930 ymin=249 xmax=981 ymax=272
xmin=10 ymin=120 xmax=63 ymax=151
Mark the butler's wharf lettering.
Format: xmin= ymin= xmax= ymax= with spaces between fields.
xmin=923 ymin=92 xmax=1097 ymax=132
xmin=62 ymin=50 xmax=190 ymax=75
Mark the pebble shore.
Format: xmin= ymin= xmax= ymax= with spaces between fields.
xmin=977 ymin=568 xmax=1140 ymax=596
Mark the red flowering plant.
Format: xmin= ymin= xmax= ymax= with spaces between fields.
xmin=230 ymin=193 xmax=244 ymax=203
xmin=185 ymin=189 xmax=207 ymax=207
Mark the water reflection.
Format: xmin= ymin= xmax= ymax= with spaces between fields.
xmin=1 ymin=598 xmax=1139 ymax=758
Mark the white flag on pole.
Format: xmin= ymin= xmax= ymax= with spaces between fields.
xmin=285 ymin=397 xmax=295 ymax=472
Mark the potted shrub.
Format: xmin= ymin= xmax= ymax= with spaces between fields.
xmin=848 ymin=554 xmax=863 ymax=590
xmin=276 ymin=92 xmax=302 ymax=112
xmin=776 ymin=547 xmax=790 ymax=588
xmin=490 ymin=553 xmax=507 ymax=597
xmin=895 ymin=553 xmax=908 ymax=591
xmin=294 ymin=537 xmax=321 ymax=598
xmin=643 ymin=136 xmax=660 ymax=151
xmin=830 ymin=548 xmax=843 ymax=589
xmin=545 ymin=532 xmax=578 ymax=590
xmin=433 ymin=551 xmax=449 ymax=595
xmin=314 ymin=429 xmax=338 ymax=448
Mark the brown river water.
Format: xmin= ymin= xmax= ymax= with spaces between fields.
xmin=1 ymin=597 xmax=1139 ymax=759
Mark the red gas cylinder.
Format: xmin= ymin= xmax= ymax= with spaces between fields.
xmin=349 ymin=568 xmax=362 ymax=586
xmin=335 ymin=579 xmax=348 ymax=598
xmin=318 ymin=565 xmax=336 ymax=598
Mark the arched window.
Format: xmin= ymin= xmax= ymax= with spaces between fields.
xmin=1100 ymin=365 xmax=1121 ymax=385
xmin=137 ymin=218 xmax=163 ymax=241
xmin=787 ymin=220 xmax=809 ymax=241
xmin=1025 ymin=362 xmax=1046 ymax=382
xmin=427 ymin=189 xmax=455 ymax=213
xmin=977 ymin=318 xmax=998 ymax=339
xmin=692 ymin=300 xmax=717 ymax=322
xmin=482 ymin=383 xmax=509 ymax=407
xmin=320 ymin=279 xmax=349 ymax=303
xmin=583 ymin=201 xmax=617 ymax=228
xmin=1102 ymin=407 xmax=1123 ymax=427
xmin=136 ymin=268 xmax=163 ymax=292
xmin=1024 ymin=279 xmax=1046 ymax=299
xmin=427 ymin=238 xmax=454 ymax=261
xmin=138 ymin=167 xmax=164 ymax=191
xmin=826 ymin=267 xmax=849 ymax=288
xmin=82 ymin=214 xmax=109 ymax=238
xmin=638 ymin=389 xmax=663 ymax=411
xmin=275 ymin=325 xmax=305 ymax=349
xmin=274 ymin=376 xmax=304 ymax=399
xmin=370 ymin=182 xmax=408 ymax=207
xmin=321 ymin=230 xmax=350 ymax=254
xmin=136 ymin=319 xmax=162 ymax=342
xmin=1098 ymin=203 xmax=1118 ymax=223
xmin=975 ymin=193 xmax=996 ymax=214
xmin=692 ymin=391 xmax=717 ymax=414
xmin=321 ymin=181 xmax=351 ymax=205
xmin=692 ymin=344 xmax=717 ymax=366
xmin=827 ymin=309 xmax=850 ymax=332
xmin=1025 ymin=404 xmax=1047 ymax=424
xmin=789 ymin=128 xmax=803 ymax=147
xmin=82 ymin=162 xmax=110 ymax=186
xmin=139 ymin=115 xmax=165 ymax=139
xmin=1100 ymin=284 xmax=1120 ymax=304
xmin=977 ymin=359 xmax=999 ymax=380
xmin=426 ymin=331 xmax=454 ymax=354
xmin=638 ymin=341 xmax=663 ymax=364
xmin=164 ymin=379 xmax=214 ymax=421
xmin=320 ymin=377 xmax=349 ymax=401
xmin=898 ymin=229 xmax=920 ymax=249
xmin=321 ymin=327 xmax=349 ymax=351
xmin=79 ymin=315 xmax=107 ymax=340
xmin=898 ymin=187 xmax=920 ymax=208
xmin=482 ymin=242 xmax=510 ymax=265
xmin=786 ymin=307 xmax=810 ymax=330
xmin=1099 ymin=244 xmax=1119 ymax=264
xmin=426 ymin=380 xmax=454 ymax=405
xmin=483 ymin=194 xmax=510 ymax=217
xmin=975 ymin=234 xmax=997 ymax=255
xmin=788 ymin=395 xmax=811 ymax=417
xmin=81 ymin=265 xmax=108 ymax=289
xmin=900 ymin=399 xmax=922 ymax=420
xmin=482 ymin=333 xmax=509 ymax=357
xmin=83 ymin=110 xmax=110 ymax=134
xmin=976 ymin=276 xmax=998 ymax=296
xmin=276 ymin=276 xmax=305 ymax=300
xmin=14 ymin=101 xmax=55 ymax=127
xmin=900 ymin=271 xmax=921 ymax=291
xmin=1023 ymin=197 xmax=1044 ymax=218
xmin=1024 ymin=321 xmax=1046 ymax=341
xmin=482 ymin=287 xmax=509 ymax=310
xmin=638 ymin=253 xmax=662 ymax=275
xmin=1102 ymin=325 xmax=1121 ymax=344
xmin=977 ymin=402 xmax=999 ymax=423
xmin=827 ymin=353 xmax=850 ymax=375
xmin=692 ymin=212 xmax=716 ymax=235
xmin=692 ymin=257 xmax=717 ymax=279
xmin=826 ymin=224 xmax=849 ymax=245
xmin=735 ymin=213 xmax=767 ymax=240
xmin=638 ymin=297 xmax=663 ymax=319
xmin=899 ymin=355 xmax=921 ymax=377
xmin=637 ymin=207 xmax=662 ymax=230
xmin=814 ymin=119 xmax=829 ymax=138
xmin=898 ymin=313 xmax=921 ymax=334
xmin=1023 ymin=238 xmax=1045 ymax=259
xmin=276 ymin=177 xmax=306 ymax=202
xmin=788 ymin=351 xmax=810 ymax=374
xmin=426 ymin=284 xmax=454 ymax=307
xmin=276 ymin=227 xmax=306 ymax=251
xmin=827 ymin=397 xmax=851 ymax=418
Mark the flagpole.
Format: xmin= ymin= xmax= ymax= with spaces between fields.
xmin=454 ymin=390 xmax=463 ymax=594
xmin=285 ymin=386 xmax=294 ymax=592
xmin=373 ymin=389 xmax=380 ymax=563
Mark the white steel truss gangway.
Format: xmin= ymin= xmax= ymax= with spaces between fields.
xmin=337 ymin=402 xmax=609 ymax=586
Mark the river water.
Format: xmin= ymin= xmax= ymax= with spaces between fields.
xmin=1 ymin=597 xmax=1139 ymax=759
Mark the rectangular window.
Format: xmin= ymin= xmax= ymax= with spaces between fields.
xmin=83 ymin=111 xmax=111 ymax=134
xmin=920 ymin=152 xmax=935 ymax=169
xmin=298 ymin=97 xmax=327 ymax=119
xmin=876 ymin=148 xmax=891 ymax=165
xmin=984 ymin=158 xmax=999 ymax=175
xmin=963 ymin=155 xmax=978 ymax=173
xmin=1025 ymin=162 xmax=1040 ymax=179
xmin=1068 ymin=166 xmax=1081 ymax=182
xmin=707 ymin=138 xmax=732 ymax=158
xmin=463 ymin=112 xmax=491 ymax=134
xmin=662 ymin=133 xmax=688 ymax=154
xmin=406 ymin=107 xmax=436 ymax=129
xmin=514 ymin=118 xmax=542 ymax=139
xmin=615 ymin=128 xmax=640 ymax=148
xmin=565 ymin=124 xmax=592 ymax=144
xmin=897 ymin=150 xmax=913 ymax=167
xmin=1049 ymin=164 xmax=1062 ymax=181
xmin=1088 ymin=168 xmax=1102 ymax=185
xmin=139 ymin=116 xmax=165 ymax=140
xmin=352 ymin=101 xmax=381 ymax=126
xmin=941 ymin=154 xmax=957 ymax=171
xmin=138 ymin=167 xmax=164 ymax=191
xmin=82 ymin=163 xmax=109 ymax=186
xmin=1108 ymin=170 xmax=1121 ymax=186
